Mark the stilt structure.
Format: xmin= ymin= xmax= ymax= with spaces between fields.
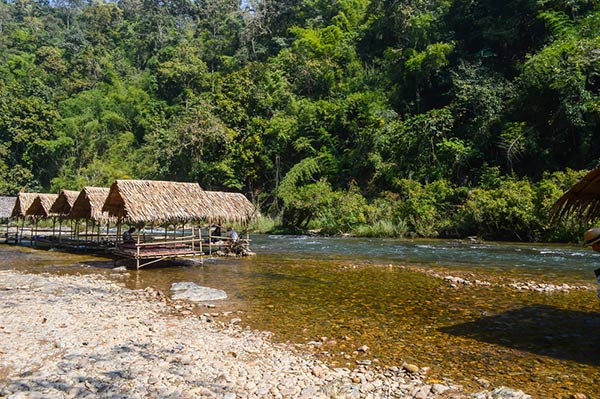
xmin=10 ymin=192 xmax=39 ymax=245
xmin=68 ymin=187 xmax=114 ymax=249
xmin=0 ymin=196 xmax=16 ymax=243
xmin=25 ymin=194 xmax=59 ymax=247
xmin=102 ymin=180 xmax=208 ymax=269
xmin=202 ymin=191 xmax=258 ymax=255
xmin=49 ymin=190 xmax=80 ymax=247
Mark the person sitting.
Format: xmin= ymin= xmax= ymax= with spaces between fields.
xmin=211 ymin=226 xmax=222 ymax=243
xmin=122 ymin=227 xmax=136 ymax=244
xmin=227 ymin=227 xmax=239 ymax=243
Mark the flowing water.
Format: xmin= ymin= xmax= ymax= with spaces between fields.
xmin=1 ymin=236 xmax=599 ymax=398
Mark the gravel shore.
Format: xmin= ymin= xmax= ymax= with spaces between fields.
xmin=0 ymin=270 xmax=531 ymax=399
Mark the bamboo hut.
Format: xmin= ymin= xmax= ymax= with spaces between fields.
xmin=50 ymin=190 xmax=80 ymax=215
xmin=11 ymin=192 xmax=38 ymax=219
xmin=70 ymin=187 xmax=112 ymax=222
xmin=48 ymin=189 xmax=81 ymax=246
xmin=1 ymin=196 xmax=16 ymax=243
xmin=25 ymin=194 xmax=59 ymax=247
xmin=200 ymin=191 xmax=258 ymax=255
xmin=102 ymin=179 xmax=208 ymax=268
xmin=551 ymin=166 xmax=600 ymax=222
xmin=0 ymin=196 xmax=15 ymax=221
xmin=26 ymin=194 xmax=59 ymax=219
xmin=11 ymin=192 xmax=40 ymax=244
xmin=202 ymin=191 xmax=258 ymax=226
xmin=67 ymin=187 xmax=115 ymax=247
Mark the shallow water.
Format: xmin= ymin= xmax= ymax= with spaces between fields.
xmin=1 ymin=236 xmax=599 ymax=398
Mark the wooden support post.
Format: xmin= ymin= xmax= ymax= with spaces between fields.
xmin=191 ymin=223 xmax=195 ymax=251
xmin=136 ymin=227 xmax=141 ymax=270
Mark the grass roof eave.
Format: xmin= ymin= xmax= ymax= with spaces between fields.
xmin=102 ymin=180 xmax=209 ymax=224
xmin=550 ymin=165 xmax=600 ymax=223
xmin=201 ymin=191 xmax=259 ymax=226
xmin=0 ymin=196 xmax=16 ymax=220
xmin=49 ymin=189 xmax=80 ymax=215
xmin=25 ymin=194 xmax=59 ymax=218
xmin=11 ymin=193 xmax=40 ymax=219
xmin=69 ymin=187 xmax=115 ymax=223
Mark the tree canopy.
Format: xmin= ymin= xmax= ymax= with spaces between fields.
xmin=2 ymin=0 xmax=600 ymax=240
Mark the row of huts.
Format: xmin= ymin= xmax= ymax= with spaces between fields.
xmin=1 ymin=179 xmax=258 ymax=268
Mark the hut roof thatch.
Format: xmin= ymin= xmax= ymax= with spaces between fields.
xmin=202 ymin=191 xmax=257 ymax=225
xmin=551 ymin=165 xmax=600 ymax=222
xmin=26 ymin=194 xmax=59 ymax=218
xmin=11 ymin=193 xmax=39 ymax=218
xmin=69 ymin=187 xmax=113 ymax=222
xmin=0 ymin=196 xmax=16 ymax=220
xmin=49 ymin=190 xmax=80 ymax=216
xmin=102 ymin=180 xmax=208 ymax=224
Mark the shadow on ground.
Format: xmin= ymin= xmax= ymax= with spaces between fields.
xmin=440 ymin=304 xmax=600 ymax=366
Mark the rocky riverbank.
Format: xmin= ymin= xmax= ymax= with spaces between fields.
xmin=0 ymin=270 xmax=532 ymax=399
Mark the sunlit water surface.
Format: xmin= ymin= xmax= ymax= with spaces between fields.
xmin=1 ymin=235 xmax=599 ymax=398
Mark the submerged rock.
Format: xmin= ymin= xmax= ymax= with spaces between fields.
xmin=170 ymin=282 xmax=227 ymax=301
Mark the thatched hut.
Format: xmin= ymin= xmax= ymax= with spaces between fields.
xmin=69 ymin=187 xmax=112 ymax=222
xmin=102 ymin=180 xmax=209 ymax=268
xmin=49 ymin=190 xmax=80 ymax=216
xmin=551 ymin=166 xmax=600 ymax=222
xmin=26 ymin=194 xmax=59 ymax=218
xmin=0 ymin=196 xmax=16 ymax=221
xmin=11 ymin=192 xmax=39 ymax=219
xmin=102 ymin=179 xmax=208 ymax=224
xmin=202 ymin=191 xmax=257 ymax=225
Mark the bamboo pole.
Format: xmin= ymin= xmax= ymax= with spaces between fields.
xmin=136 ymin=226 xmax=141 ymax=270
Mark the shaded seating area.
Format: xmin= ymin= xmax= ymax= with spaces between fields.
xmin=202 ymin=190 xmax=257 ymax=256
xmin=25 ymin=193 xmax=59 ymax=248
xmin=11 ymin=192 xmax=41 ymax=244
xmin=0 ymin=196 xmax=16 ymax=243
xmin=1 ymin=179 xmax=259 ymax=268
xmin=67 ymin=187 xmax=115 ymax=249
xmin=102 ymin=179 xmax=209 ymax=269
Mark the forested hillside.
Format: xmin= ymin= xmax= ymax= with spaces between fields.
xmin=1 ymin=0 xmax=600 ymax=240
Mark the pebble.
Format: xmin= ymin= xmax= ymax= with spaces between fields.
xmin=403 ymin=363 xmax=420 ymax=373
xmin=0 ymin=270 xmax=534 ymax=399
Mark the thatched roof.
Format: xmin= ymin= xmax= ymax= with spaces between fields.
xmin=11 ymin=193 xmax=39 ymax=218
xmin=102 ymin=180 xmax=208 ymax=224
xmin=69 ymin=187 xmax=113 ymax=222
xmin=202 ymin=191 xmax=258 ymax=225
xmin=49 ymin=190 xmax=80 ymax=216
xmin=551 ymin=165 xmax=600 ymax=222
xmin=26 ymin=194 xmax=59 ymax=218
xmin=0 ymin=196 xmax=16 ymax=220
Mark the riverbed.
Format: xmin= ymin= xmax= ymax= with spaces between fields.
xmin=1 ymin=235 xmax=599 ymax=398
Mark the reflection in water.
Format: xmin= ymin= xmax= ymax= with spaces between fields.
xmin=1 ymin=235 xmax=599 ymax=398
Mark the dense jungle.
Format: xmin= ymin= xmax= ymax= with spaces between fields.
xmin=1 ymin=0 xmax=600 ymax=241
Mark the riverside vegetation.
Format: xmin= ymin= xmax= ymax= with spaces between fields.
xmin=2 ymin=1 xmax=600 ymax=241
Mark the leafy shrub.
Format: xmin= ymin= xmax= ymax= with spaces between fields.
xmin=395 ymin=178 xmax=461 ymax=237
xmin=456 ymin=177 xmax=540 ymax=241
xmin=319 ymin=183 xmax=368 ymax=235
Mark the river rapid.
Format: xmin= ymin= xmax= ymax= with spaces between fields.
xmin=1 ymin=235 xmax=599 ymax=398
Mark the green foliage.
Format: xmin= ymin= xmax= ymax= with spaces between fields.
xmin=395 ymin=179 xmax=462 ymax=237
xmin=456 ymin=178 xmax=540 ymax=241
xmin=319 ymin=182 xmax=368 ymax=234
xmin=0 ymin=0 xmax=599 ymax=243
xmin=280 ymin=178 xmax=333 ymax=229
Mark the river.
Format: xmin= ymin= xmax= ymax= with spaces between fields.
xmin=1 ymin=235 xmax=599 ymax=398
